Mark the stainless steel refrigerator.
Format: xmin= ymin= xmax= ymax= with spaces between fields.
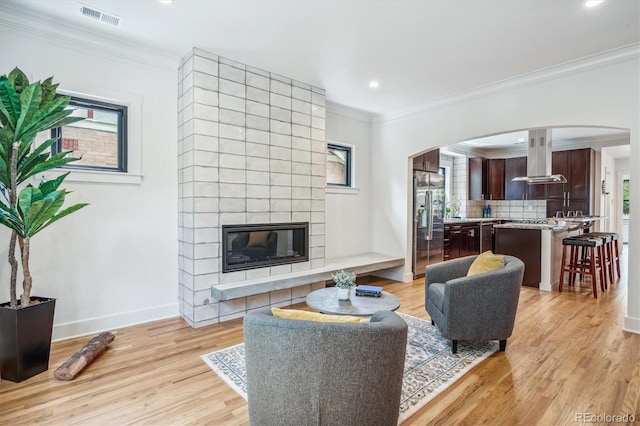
xmin=413 ymin=170 xmax=445 ymax=279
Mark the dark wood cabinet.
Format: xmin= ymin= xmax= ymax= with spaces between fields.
xmin=460 ymin=224 xmax=480 ymax=257
xmin=547 ymin=150 xmax=568 ymax=200
xmin=504 ymin=157 xmax=547 ymax=200
xmin=505 ymin=157 xmax=527 ymax=200
xmin=468 ymin=158 xmax=484 ymax=200
xmin=504 ymin=156 xmax=546 ymax=200
xmin=485 ymin=159 xmax=505 ymax=200
xmin=480 ymin=223 xmax=494 ymax=252
xmin=413 ymin=148 xmax=440 ymax=172
xmin=494 ymin=228 xmax=541 ymax=288
xmin=546 ymin=148 xmax=593 ymax=217
xmin=468 ymin=158 xmax=505 ymax=200
xmin=469 ymin=148 xmax=593 ymax=217
xmin=567 ymin=148 xmax=591 ymax=201
xmin=444 ymin=222 xmax=480 ymax=260
xmin=444 ymin=224 xmax=461 ymax=261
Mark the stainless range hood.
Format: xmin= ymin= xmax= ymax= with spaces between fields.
xmin=511 ymin=129 xmax=567 ymax=184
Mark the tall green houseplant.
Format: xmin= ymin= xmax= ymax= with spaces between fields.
xmin=0 ymin=67 xmax=88 ymax=308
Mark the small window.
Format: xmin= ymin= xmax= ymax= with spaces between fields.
xmin=51 ymin=96 xmax=127 ymax=172
xmin=326 ymin=143 xmax=352 ymax=187
xmin=623 ymin=178 xmax=630 ymax=217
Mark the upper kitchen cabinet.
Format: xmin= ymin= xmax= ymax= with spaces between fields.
xmin=468 ymin=157 xmax=505 ymax=200
xmin=505 ymin=157 xmax=527 ymax=200
xmin=468 ymin=157 xmax=484 ymax=200
xmin=505 ymin=156 xmax=546 ymax=200
xmin=486 ymin=159 xmax=505 ymax=200
xmin=413 ymin=148 xmax=440 ymax=172
xmin=546 ymin=148 xmax=594 ymax=217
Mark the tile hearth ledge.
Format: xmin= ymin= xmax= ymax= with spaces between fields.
xmin=211 ymin=253 xmax=404 ymax=301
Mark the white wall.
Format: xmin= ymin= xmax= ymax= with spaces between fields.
xmin=371 ymin=49 xmax=640 ymax=333
xmin=616 ymin=158 xmax=630 ymax=245
xmin=325 ymin=103 xmax=372 ymax=258
xmin=599 ymin=149 xmax=617 ymax=232
xmin=0 ymin=24 xmax=180 ymax=339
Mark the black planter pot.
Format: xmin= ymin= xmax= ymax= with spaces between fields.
xmin=0 ymin=297 xmax=56 ymax=383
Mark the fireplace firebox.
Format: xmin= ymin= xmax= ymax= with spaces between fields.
xmin=222 ymin=222 xmax=309 ymax=273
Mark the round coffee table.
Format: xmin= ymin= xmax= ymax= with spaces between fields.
xmin=305 ymin=287 xmax=401 ymax=317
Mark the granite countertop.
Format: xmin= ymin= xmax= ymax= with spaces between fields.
xmin=561 ymin=215 xmax=607 ymax=223
xmin=443 ymin=217 xmax=501 ymax=224
xmin=493 ymin=222 xmax=565 ymax=231
xmin=445 ymin=216 xmax=606 ymax=231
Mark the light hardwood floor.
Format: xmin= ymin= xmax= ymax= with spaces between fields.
xmin=1 ymin=250 xmax=638 ymax=425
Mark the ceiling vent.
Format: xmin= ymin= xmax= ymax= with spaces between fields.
xmin=79 ymin=4 xmax=122 ymax=28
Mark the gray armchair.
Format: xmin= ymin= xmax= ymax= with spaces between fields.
xmin=425 ymin=255 xmax=524 ymax=354
xmin=243 ymin=307 xmax=408 ymax=426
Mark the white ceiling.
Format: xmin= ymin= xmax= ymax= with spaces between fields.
xmin=3 ymin=0 xmax=639 ymax=116
xmin=456 ymin=126 xmax=630 ymax=158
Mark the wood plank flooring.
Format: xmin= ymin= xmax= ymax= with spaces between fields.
xmin=1 ymin=250 xmax=638 ymax=425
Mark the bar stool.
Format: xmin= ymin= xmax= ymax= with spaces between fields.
xmin=583 ymin=232 xmax=621 ymax=282
xmin=559 ymin=236 xmax=604 ymax=298
xmin=580 ymin=233 xmax=612 ymax=290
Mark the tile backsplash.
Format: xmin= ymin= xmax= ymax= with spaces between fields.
xmin=466 ymin=199 xmax=547 ymax=219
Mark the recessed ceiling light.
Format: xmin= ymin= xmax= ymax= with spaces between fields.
xmin=158 ymin=0 xmax=174 ymax=4
xmin=517 ymin=138 xmax=525 ymax=143
xmin=585 ymin=0 xmax=604 ymax=7
xmin=369 ymin=81 xmax=379 ymax=89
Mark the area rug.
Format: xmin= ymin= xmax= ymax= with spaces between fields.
xmin=201 ymin=312 xmax=498 ymax=424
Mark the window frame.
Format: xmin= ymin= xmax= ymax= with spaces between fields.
xmin=51 ymin=95 xmax=128 ymax=173
xmin=326 ymin=142 xmax=353 ymax=188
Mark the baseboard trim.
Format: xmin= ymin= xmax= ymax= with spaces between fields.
xmin=52 ymin=302 xmax=180 ymax=342
xmin=623 ymin=315 xmax=640 ymax=335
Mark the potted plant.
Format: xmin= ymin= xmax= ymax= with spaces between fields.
xmin=331 ymin=269 xmax=357 ymax=301
xmin=0 ymin=67 xmax=87 ymax=382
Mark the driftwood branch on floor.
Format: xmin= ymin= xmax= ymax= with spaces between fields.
xmin=54 ymin=331 xmax=115 ymax=380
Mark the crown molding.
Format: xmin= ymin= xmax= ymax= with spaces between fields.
xmin=478 ymin=133 xmax=630 ymax=159
xmin=374 ymin=43 xmax=640 ymax=124
xmin=552 ymin=133 xmax=630 ymax=151
xmin=0 ymin=4 xmax=180 ymax=72
xmin=326 ymin=100 xmax=373 ymax=123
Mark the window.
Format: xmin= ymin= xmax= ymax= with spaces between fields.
xmin=623 ymin=178 xmax=630 ymax=217
xmin=326 ymin=143 xmax=352 ymax=187
xmin=51 ymin=96 xmax=127 ymax=172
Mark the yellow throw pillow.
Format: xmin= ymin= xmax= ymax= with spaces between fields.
xmin=247 ymin=231 xmax=270 ymax=247
xmin=467 ymin=250 xmax=505 ymax=276
xmin=271 ymin=307 xmax=368 ymax=323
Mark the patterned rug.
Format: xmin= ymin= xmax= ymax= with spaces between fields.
xmin=201 ymin=313 xmax=498 ymax=424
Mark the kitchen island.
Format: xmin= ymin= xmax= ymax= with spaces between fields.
xmin=493 ymin=218 xmax=606 ymax=290
xmin=494 ymin=224 xmax=571 ymax=289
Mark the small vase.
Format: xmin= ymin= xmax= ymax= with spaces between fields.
xmin=337 ymin=287 xmax=351 ymax=301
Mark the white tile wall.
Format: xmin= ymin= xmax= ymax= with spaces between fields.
xmin=178 ymin=48 xmax=326 ymax=327
xmin=466 ymin=199 xmax=547 ymax=219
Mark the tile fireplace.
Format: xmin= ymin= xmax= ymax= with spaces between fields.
xmin=178 ymin=48 xmax=326 ymax=327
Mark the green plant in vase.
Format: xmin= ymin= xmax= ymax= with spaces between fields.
xmin=0 ymin=67 xmax=88 ymax=381
xmin=0 ymin=67 xmax=87 ymax=307
xmin=332 ymin=270 xmax=357 ymax=301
